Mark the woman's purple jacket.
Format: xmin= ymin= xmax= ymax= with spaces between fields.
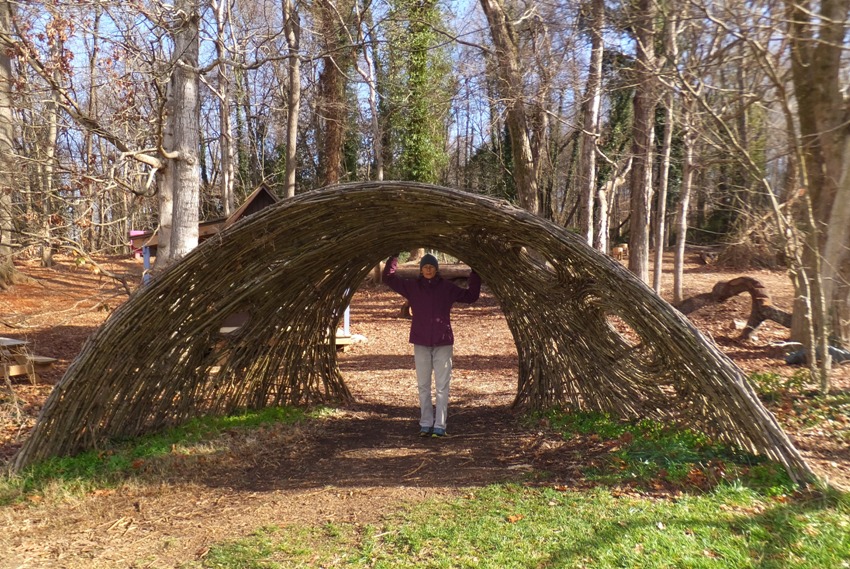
xmin=383 ymin=256 xmax=481 ymax=346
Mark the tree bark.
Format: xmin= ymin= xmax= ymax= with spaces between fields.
xmin=83 ymin=6 xmax=101 ymax=250
xmin=316 ymin=0 xmax=350 ymax=187
xmin=627 ymin=0 xmax=656 ymax=283
xmin=673 ymin=103 xmax=696 ymax=305
xmin=354 ymin=3 xmax=382 ymax=182
xmin=283 ymin=0 xmax=301 ymax=197
xmin=0 ymin=0 xmax=16 ymax=288
xmin=157 ymin=0 xmax=201 ymax=269
xmin=786 ymin=0 xmax=850 ymax=346
xmin=213 ymin=0 xmax=235 ymax=214
xmin=39 ymin=31 xmax=63 ymax=268
xmin=578 ymin=0 xmax=604 ymax=246
xmin=595 ymin=156 xmax=630 ymax=254
xmin=479 ymin=0 xmax=541 ymax=216
xmin=653 ymin=16 xmax=678 ymax=293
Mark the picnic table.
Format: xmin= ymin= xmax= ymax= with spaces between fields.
xmin=1 ymin=337 xmax=57 ymax=384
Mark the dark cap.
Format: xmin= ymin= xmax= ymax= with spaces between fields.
xmin=419 ymin=254 xmax=438 ymax=270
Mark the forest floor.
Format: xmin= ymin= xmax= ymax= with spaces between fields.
xmin=0 ymin=249 xmax=848 ymax=568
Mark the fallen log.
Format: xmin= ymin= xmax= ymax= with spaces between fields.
xmin=391 ymin=262 xmax=471 ymax=281
xmin=676 ymin=276 xmax=791 ymax=340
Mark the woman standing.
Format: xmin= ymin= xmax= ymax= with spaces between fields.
xmin=383 ymin=253 xmax=481 ymax=437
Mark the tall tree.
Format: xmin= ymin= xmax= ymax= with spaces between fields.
xmin=577 ymin=0 xmax=604 ymax=246
xmin=381 ymin=0 xmax=452 ymax=184
xmin=652 ymin=14 xmax=678 ymax=293
xmin=479 ymin=0 xmax=541 ymax=215
xmin=212 ymin=0 xmax=236 ymax=214
xmin=673 ymin=98 xmax=696 ymax=305
xmin=786 ymin=0 xmax=850 ymax=348
xmin=282 ymin=0 xmax=301 ymax=197
xmin=315 ymin=0 xmax=354 ymax=187
xmin=627 ymin=0 xmax=657 ymax=282
xmin=38 ymin=15 xmax=65 ymax=268
xmin=400 ymin=0 xmax=450 ymax=182
xmin=157 ymin=0 xmax=201 ymax=267
xmin=0 ymin=0 xmax=16 ymax=288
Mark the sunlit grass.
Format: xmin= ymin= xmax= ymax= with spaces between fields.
xmin=198 ymin=484 xmax=850 ymax=569
xmin=541 ymin=409 xmax=795 ymax=494
xmin=0 ymin=405 xmax=310 ymax=505
xmin=195 ymin=410 xmax=849 ymax=568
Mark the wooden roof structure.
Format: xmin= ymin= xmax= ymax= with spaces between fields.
xmin=13 ymin=182 xmax=814 ymax=483
xmin=129 ymin=185 xmax=279 ymax=252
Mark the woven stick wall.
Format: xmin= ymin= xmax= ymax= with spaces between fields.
xmin=12 ymin=182 xmax=813 ymax=482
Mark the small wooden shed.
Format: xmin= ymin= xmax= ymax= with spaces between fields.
xmin=130 ymin=185 xmax=279 ymax=256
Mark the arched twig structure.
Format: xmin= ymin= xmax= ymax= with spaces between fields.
xmin=13 ymin=183 xmax=813 ymax=482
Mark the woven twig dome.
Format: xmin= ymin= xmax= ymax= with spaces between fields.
xmin=12 ymin=182 xmax=813 ymax=482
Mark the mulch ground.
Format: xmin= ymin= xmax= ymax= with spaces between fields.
xmin=0 ymin=251 xmax=847 ymax=568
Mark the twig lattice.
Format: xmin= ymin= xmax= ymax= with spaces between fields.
xmin=12 ymin=182 xmax=813 ymax=482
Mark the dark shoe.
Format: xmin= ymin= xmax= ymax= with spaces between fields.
xmin=431 ymin=428 xmax=447 ymax=438
xmin=419 ymin=428 xmax=432 ymax=437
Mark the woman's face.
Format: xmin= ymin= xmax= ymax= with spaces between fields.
xmin=420 ymin=264 xmax=437 ymax=279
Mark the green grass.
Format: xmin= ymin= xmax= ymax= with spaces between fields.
xmin=783 ymin=391 xmax=850 ymax=441
xmin=745 ymin=370 xmax=850 ymax=443
xmin=0 ymin=405 xmax=309 ymax=505
xmin=542 ymin=410 xmax=793 ymax=494
xmin=194 ymin=410 xmax=849 ymax=568
xmin=197 ymin=484 xmax=850 ymax=568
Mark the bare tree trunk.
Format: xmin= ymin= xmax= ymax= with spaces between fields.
xmin=594 ymin=184 xmax=609 ymax=252
xmin=786 ymin=0 xmax=848 ymax=349
xmin=595 ymin=155 xmax=631 ymax=254
xmin=168 ymin=0 xmax=201 ymax=260
xmin=157 ymin=0 xmax=201 ymax=269
xmin=578 ymin=0 xmax=604 ymax=246
xmin=283 ymin=0 xmax=301 ymax=197
xmin=821 ymin=132 xmax=850 ymax=347
xmin=627 ymin=0 xmax=656 ymax=283
xmin=315 ymin=0 xmax=349 ymax=187
xmin=213 ymin=0 xmax=235 ymax=215
xmin=825 ymin=135 xmax=850 ymax=342
xmin=82 ymin=5 xmax=101 ymax=252
xmin=479 ymin=0 xmax=540 ymax=216
xmin=653 ymin=16 xmax=678 ymax=293
xmin=673 ymin=105 xmax=695 ymax=305
xmin=155 ymin=119 xmax=174 ymax=265
xmin=0 ymin=0 xmax=16 ymax=288
xmin=652 ymin=99 xmax=673 ymax=292
xmin=359 ymin=5 xmax=382 ymax=181
xmin=803 ymin=194 xmax=832 ymax=391
xmin=40 ymin=35 xmax=62 ymax=268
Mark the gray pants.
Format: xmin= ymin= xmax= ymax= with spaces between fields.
xmin=413 ymin=344 xmax=453 ymax=431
